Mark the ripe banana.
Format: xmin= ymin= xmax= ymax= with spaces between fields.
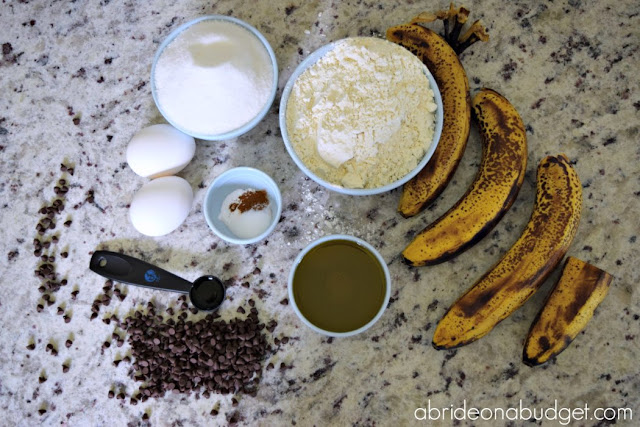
xmin=403 ymin=88 xmax=527 ymax=266
xmin=387 ymin=24 xmax=471 ymax=217
xmin=523 ymin=256 xmax=612 ymax=366
xmin=432 ymin=154 xmax=583 ymax=350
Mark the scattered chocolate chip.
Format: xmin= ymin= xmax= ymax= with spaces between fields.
xmin=38 ymin=408 xmax=46 ymax=415
xmin=142 ymin=413 xmax=149 ymax=420
xmin=63 ymin=315 xmax=70 ymax=323
xmin=36 ymin=304 xmax=44 ymax=312
xmin=62 ymin=364 xmax=69 ymax=373
xmin=57 ymin=307 xmax=64 ymax=315
xmin=108 ymin=390 xmax=115 ymax=398
xmin=39 ymin=376 xmax=46 ymax=383
xmin=27 ymin=343 xmax=35 ymax=350
xmin=64 ymin=220 xmax=72 ymax=227
xmin=210 ymin=409 xmax=219 ymax=416
xmin=280 ymin=298 xmax=289 ymax=305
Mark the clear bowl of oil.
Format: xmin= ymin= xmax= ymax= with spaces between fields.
xmin=288 ymin=235 xmax=391 ymax=337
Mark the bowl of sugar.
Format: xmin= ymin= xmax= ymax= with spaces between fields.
xmin=151 ymin=16 xmax=278 ymax=140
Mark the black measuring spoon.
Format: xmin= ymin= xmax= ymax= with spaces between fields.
xmin=89 ymin=250 xmax=225 ymax=311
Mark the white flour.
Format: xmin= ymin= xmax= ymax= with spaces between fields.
xmin=154 ymin=19 xmax=273 ymax=135
xmin=286 ymin=37 xmax=437 ymax=189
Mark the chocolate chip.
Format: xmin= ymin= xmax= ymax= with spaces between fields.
xmin=27 ymin=343 xmax=35 ymax=350
xmin=62 ymin=364 xmax=69 ymax=373
xmin=118 ymin=305 xmax=271 ymax=399
xmin=108 ymin=390 xmax=114 ymax=398
xmin=65 ymin=339 xmax=72 ymax=348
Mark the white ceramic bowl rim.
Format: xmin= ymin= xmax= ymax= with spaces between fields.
xmin=288 ymin=234 xmax=392 ymax=337
xmin=203 ymin=167 xmax=282 ymax=245
xmin=151 ymin=15 xmax=279 ymax=141
xmin=279 ymin=37 xmax=444 ymax=195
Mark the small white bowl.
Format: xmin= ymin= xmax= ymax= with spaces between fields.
xmin=151 ymin=15 xmax=278 ymax=141
xmin=203 ymin=167 xmax=282 ymax=244
xmin=288 ymin=235 xmax=391 ymax=337
xmin=279 ymin=38 xmax=444 ymax=196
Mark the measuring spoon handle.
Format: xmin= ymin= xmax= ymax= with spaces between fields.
xmin=89 ymin=250 xmax=192 ymax=294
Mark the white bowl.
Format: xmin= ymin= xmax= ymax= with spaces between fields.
xmin=279 ymin=38 xmax=444 ymax=196
xmin=151 ymin=15 xmax=278 ymax=141
xmin=288 ymin=235 xmax=391 ymax=337
xmin=203 ymin=167 xmax=282 ymax=244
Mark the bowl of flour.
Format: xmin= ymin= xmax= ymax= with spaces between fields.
xmin=280 ymin=37 xmax=443 ymax=195
xmin=152 ymin=16 xmax=278 ymax=140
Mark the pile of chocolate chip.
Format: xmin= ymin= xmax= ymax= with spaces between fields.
xmin=120 ymin=299 xmax=270 ymax=398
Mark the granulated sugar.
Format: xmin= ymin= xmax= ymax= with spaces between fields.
xmin=154 ymin=19 xmax=274 ymax=136
xmin=286 ymin=37 xmax=437 ymax=189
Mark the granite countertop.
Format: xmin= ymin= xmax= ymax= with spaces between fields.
xmin=1 ymin=0 xmax=638 ymax=425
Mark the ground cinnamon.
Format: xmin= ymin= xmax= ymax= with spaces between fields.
xmin=229 ymin=189 xmax=269 ymax=213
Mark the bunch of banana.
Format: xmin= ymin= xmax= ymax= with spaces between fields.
xmin=432 ymin=154 xmax=583 ymax=349
xmin=403 ymin=89 xmax=527 ymax=266
xmin=523 ymin=256 xmax=612 ymax=366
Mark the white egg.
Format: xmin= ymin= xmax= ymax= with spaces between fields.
xmin=126 ymin=124 xmax=195 ymax=178
xmin=129 ymin=176 xmax=193 ymax=236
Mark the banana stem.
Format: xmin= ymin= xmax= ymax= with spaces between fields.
xmin=447 ymin=7 xmax=469 ymax=46
xmin=409 ymin=2 xmax=488 ymax=55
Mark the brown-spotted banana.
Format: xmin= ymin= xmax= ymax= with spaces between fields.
xmin=386 ymin=24 xmax=471 ymax=217
xmin=402 ymin=88 xmax=527 ymax=266
xmin=432 ymin=154 xmax=583 ymax=350
xmin=523 ymin=256 xmax=612 ymax=366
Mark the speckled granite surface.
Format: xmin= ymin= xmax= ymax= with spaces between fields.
xmin=1 ymin=0 xmax=638 ymax=425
